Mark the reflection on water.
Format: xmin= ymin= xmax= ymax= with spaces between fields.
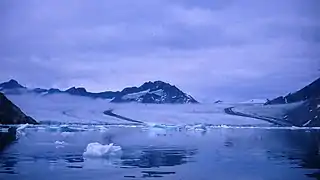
xmin=1 ymin=126 xmax=320 ymax=179
xmin=0 ymin=127 xmax=17 ymax=174
xmin=0 ymin=127 xmax=16 ymax=151
xmin=120 ymin=147 xmax=196 ymax=168
xmin=269 ymin=130 xmax=320 ymax=179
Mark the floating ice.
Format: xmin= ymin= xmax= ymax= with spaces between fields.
xmin=16 ymin=124 xmax=29 ymax=138
xmin=54 ymin=140 xmax=67 ymax=148
xmin=17 ymin=124 xmax=29 ymax=131
xmin=83 ymin=142 xmax=122 ymax=158
xmin=0 ymin=128 xmax=9 ymax=133
xmin=96 ymin=125 xmax=108 ymax=132
xmin=54 ymin=140 xmax=66 ymax=145
xmin=185 ymin=124 xmax=207 ymax=131
xmin=61 ymin=132 xmax=75 ymax=138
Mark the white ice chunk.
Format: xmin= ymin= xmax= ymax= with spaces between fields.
xmin=54 ymin=140 xmax=67 ymax=148
xmin=54 ymin=140 xmax=66 ymax=145
xmin=16 ymin=124 xmax=29 ymax=138
xmin=17 ymin=124 xmax=29 ymax=131
xmin=61 ymin=132 xmax=75 ymax=137
xmin=83 ymin=142 xmax=122 ymax=158
xmin=0 ymin=128 xmax=9 ymax=133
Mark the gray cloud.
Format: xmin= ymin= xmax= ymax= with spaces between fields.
xmin=0 ymin=0 xmax=319 ymax=102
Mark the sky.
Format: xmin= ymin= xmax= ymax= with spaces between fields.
xmin=0 ymin=0 xmax=319 ymax=102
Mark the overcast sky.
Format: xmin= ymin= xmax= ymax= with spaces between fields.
xmin=0 ymin=0 xmax=319 ymax=102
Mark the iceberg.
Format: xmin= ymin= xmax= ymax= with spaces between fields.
xmin=16 ymin=123 xmax=28 ymax=132
xmin=16 ymin=123 xmax=29 ymax=138
xmin=83 ymin=142 xmax=122 ymax=158
xmin=54 ymin=140 xmax=66 ymax=145
xmin=61 ymin=132 xmax=75 ymax=137
xmin=54 ymin=140 xmax=67 ymax=148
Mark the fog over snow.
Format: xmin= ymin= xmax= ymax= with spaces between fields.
xmin=0 ymin=0 xmax=319 ymax=102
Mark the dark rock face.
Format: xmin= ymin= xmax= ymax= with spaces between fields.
xmin=66 ymin=87 xmax=88 ymax=96
xmin=111 ymin=81 xmax=198 ymax=104
xmin=263 ymin=78 xmax=320 ymax=127
xmin=0 ymin=92 xmax=38 ymax=124
xmin=92 ymin=91 xmax=120 ymax=99
xmin=266 ymin=78 xmax=320 ymax=105
xmin=32 ymin=88 xmax=48 ymax=93
xmin=64 ymin=87 xmax=120 ymax=99
xmin=0 ymin=127 xmax=17 ymax=151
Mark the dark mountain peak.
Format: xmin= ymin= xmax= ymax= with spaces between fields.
xmin=121 ymin=81 xmax=173 ymax=94
xmin=112 ymin=80 xmax=198 ymax=104
xmin=0 ymin=79 xmax=25 ymax=89
xmin=66 ymin=87 xmax=88 ymax=95
xmin=141 ymin=81 xmax=172 ymax=90
xmin=8 ymin=79 xmax=18 ymax=84
xmin=47 ymin=88 xmax=62 ymax=94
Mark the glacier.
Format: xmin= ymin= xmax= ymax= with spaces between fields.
xmin=5 ymin=93 xmax=273 ymax=126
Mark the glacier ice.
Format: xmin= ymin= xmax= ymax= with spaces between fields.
xmin=83 ymin=142 xmax=122 ymax=158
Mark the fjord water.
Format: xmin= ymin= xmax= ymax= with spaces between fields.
xmin=1 ymin=124 xmax=320 ymax=180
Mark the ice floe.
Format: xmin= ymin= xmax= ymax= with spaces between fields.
xmin=16 ymin=124 xmax=29 ymax=138
xmin=54 ymin=140 xmax=67 ymax=148
xmin=61 ymin=132 xmax=75 ymax=137
xmin=83 ymin=142 xmax=122 ymax=158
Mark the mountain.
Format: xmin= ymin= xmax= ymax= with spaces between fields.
xmin=0 ymin=79 xmax=27 ymax=94
xmin=283 ymin=98 xmax=320 ymax=127
xmin=265 ymin=78 xmax=320 ymax=105
xmin=0 ymin=79 xmax=25 ymax=90
xmin=64 ymin=87 xmax=120 ymax=99
xmin=111 ymin=81 xmax=197 ymax=103
xmin=0 ymin=79 xmax=198 ymax=104
xmin=0 ymin=80 xmax=119 ymax=99
xmin=0 ymin=92 xmax=37 ymax=124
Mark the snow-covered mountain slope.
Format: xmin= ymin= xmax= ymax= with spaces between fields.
xmin=111 ymin=81 xmax=197 ymax=104
xmin=0 ymin=79 xmax=197 ymax=104
xmin=231 ymin=100 xmax=320 ymax=127
xmin=5 ymin=93 xmax=270 ymax=126
xmin=266 ymin=77 xmax=320 ymax=105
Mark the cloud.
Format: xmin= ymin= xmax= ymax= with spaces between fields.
xmin=0 ymin=0 xmax=319 ymax=102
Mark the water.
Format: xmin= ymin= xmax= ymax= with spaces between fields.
xmin=1 ymin=125 xmax=320 ymax=180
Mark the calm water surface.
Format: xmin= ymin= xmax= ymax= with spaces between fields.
xmin=0 ymin=125 xmax=320 ymax=180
